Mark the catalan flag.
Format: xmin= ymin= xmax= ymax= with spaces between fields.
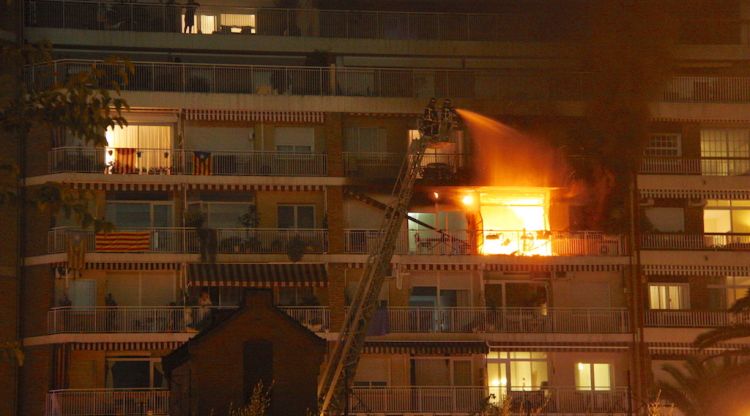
xmin=95 ymin=232 xmax=151 ymax=252
xmin=114 ymin=148 xmax=137 ymax=174
xmin=193 ymin=151 xmax=212 ymax=175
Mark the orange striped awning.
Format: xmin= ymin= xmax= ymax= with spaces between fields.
xmin=95 ymin=232 xmax=151 ymax=252
xmin=188 ymin=263 xmax=327 ymax=287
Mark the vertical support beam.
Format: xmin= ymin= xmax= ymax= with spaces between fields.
xmin=327 ymin=263 xmax=347 ymax=329
xmin=325 ymin=113 xmax=344 ymax=177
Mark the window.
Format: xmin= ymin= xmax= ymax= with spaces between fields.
xmin=576 ymin=363 xmax=612 ymax=391
xmin=708 ymin=276 xmax=750 ymax=310
xmin=69 ymin=279 xmax=96 ymax=307
xmin=106 ymin=356 xmax=165 ymax=388
xmin=275 ymin=127 xmax=315 ymax=153
xmin=701 ymin=129 xmax=750 ymax=175
xmin=104 ymin=125 xmax=173 ymax=174
xmin=643 ymin=207 xmax=685 ymax=232
xmin=644 ymin=134 xmax=682 ymax=157
xmin=487 ymin=351 xmax=548 ymax=395
xmin=649 ymin=284 xmax=689 ymax=310
xmin=344 ymin=127 xmax=387 ymax=153
xmin=277 ymin=205 xmax=315 ymax=228
xmin=106 ymin=202 xmax=173 ymax=228
xmin=189 ymin=202 xmax=256 ymax=228
xmin=412 ymin=358 xmax=472 ymax=386
xmin=220 ymin=13 xmax=255 ymax=33
xmin=277 ymin=287 xmax=316 ymax=306
xmin=704 ymin=199 xmax=750 ymax=234
xmin=106 ymin=272 xmax=176 ymax=306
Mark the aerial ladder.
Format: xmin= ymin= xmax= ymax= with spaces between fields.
xmin=318 ymin=99 xmax=458 ymax=415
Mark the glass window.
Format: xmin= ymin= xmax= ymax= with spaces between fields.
xmin=106 ymin=202 xmax=173 ymax=228
xmin=576 ymin=363 xmax=612 ymax=391
xmin=487 ymin=351 xmax=548 ymax=393
xmin=645 ymin=134 xmax=681 ymax=157
xmin=701 ymin=129 xmax=750 ymax=175
xmin=275 ymin=127 xmax=315 ymax=153
xmin=277 ymin=287 xmax=316 ymax=306
xmin=106 ymin=357 xmax=165 ymax=388
xmin=345 ymin=127 xmax=387 ymax=153
xmin=277 ymin=205 xmax=315 ymax=228
xmin=708 ymin=276 xmax=750 ymax=310
xmin=649 ymin=284 xmax=689 ymax=310
xmin=704 ymin=200 xmax=750 ymax=233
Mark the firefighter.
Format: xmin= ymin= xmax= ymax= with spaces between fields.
xmin=420 ymin=97 xmax=439 ymax=137
xmin=441 ymin=98 xmax=457 ymax=130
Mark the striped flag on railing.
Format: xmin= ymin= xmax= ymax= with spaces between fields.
xmin=192 ymin=151 xmax=212 ymax=175
xmin=95 ymin=232 xmax=151 ymax=252
xmin=113 ymin=148 xmax=137 ymax=174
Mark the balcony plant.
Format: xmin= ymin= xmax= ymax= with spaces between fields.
xmin=239 ymin=205 xmax=262 ymax=253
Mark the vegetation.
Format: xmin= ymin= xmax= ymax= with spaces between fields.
xmin=695 ymin=289 xmax=750 ymax=351
xmin=216 ymin=381 xmax=272 ymax=416
xmin=473 ymin=394 xmax=548 ymax=416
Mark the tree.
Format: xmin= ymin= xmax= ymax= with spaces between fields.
xmin=694 ymin=289 xmax=750 ymax=352
xmin=656 ymin=355 xmax=750 ymax=416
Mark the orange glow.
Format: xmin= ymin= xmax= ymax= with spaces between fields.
xmin=461 ymin=195 xmax=475 ymax=206
xmin=463 ymin=187 xmax=552 ymax=256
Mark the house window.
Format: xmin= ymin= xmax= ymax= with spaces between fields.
xmin=575 ymin=363 xmax=612 ymax=391
xmin=412 ymin=358 xmax=472 ymax=386
xmin=104 ymin=125 xmax=173 ymax=174
xmin=277 ymin=287 xmax=316 ymax=306
xmin=277 ymin=205 xmax=315 ymax=228
xmin=487 ymin=351 xmax=548 ymax=394
xmin=275 ymin=127 xmax=315 ymax=153
xmin=648 ymin=284 xmax=689 ymax=310
xmin=189 ymin=202 xmax=256 ymax=228
xmin=644 ymin=134 xmax=681 ymax=157
xmin=106 ymin=356 xmax=165 ymax=388
xmin=344 ymin=127 xmax=387 ymax=153
xmin=106 ymin=202 xmax=173 ymax=228
xmin=701 ymin=129 xmax=750 ymax=175
xmin=704 ymin=199 xmax=750 ymax=234
xmin=708 ymin=276 xmax=750 ymax=310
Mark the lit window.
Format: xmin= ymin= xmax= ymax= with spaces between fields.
xmin=708 ymin=276 xmax=750 ymax=310
xmin=649 ymin=284 xmax=689 ymax=310
xmin=487 ymin=351 xmax=548 ymax=399
xmin=105 ymin=125 xmax=173 ymax=174
xmin=700 ymin=129 xmax=750 ymax=175
xmin=576 ymin=363 xmax=612 ymax=391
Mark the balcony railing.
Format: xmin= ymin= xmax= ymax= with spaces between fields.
xmin=45 ymin=388 xmax=169 ymax=416
xmin=640 ymin=157 xmax=750 ymax=175
xmin=25 ymin=0 xmax=586 ymax=42
xmin=644 ymin=310 xmax=750 ymax=328
xmin=350 ymin=386 xmax=629 ymax=414
xmin=381 ymin=307 xmax=629 ymax=334
xmin=48 ymin=227 xmax=329 ymax=254
xmin=345 ymin=229 xmax=626 ymax=256
xmin=49 ymin=147 xmax=327 ymax=176
xmin=47 ymin=306 xmax=329 ymax=333
xmin=27 ymin=59 xmax=750 ymax=104
xmin=641 ymin=233 xmax=750 ymax=250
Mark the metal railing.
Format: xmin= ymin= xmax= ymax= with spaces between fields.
xmin=45 ymin=388 xmax=169 ymax=416
xmin=344 ymin=229 xmax=626 ymax=256
xmin=641 ymin=233 xmax=750 ymax=250
xmin=380 ymin=307 xmax=629 ymax=334
xmin=27 ymin=59 xmax=750 ymax=103
xmin=640 ymin=157 xmax=750 ymax=175
xmin=343 ymin=151 xmax=402 ymax=178
xmin=644 ymin=310 xmax=750 ymax=327
xmin=279 ymin=306 xmax=331 ymax=332
xmin=47 ymin=306 xmax=329 ymax=333
xmin=350 ymin=386 xmax=629 ymax=414
xmin=48 ymin=227 xmax=329 ymax=254
xmin=49 ymin=147 xmax=327 ymax=176
xmin=26 ymin=59 xmax=588 ymax=100
xmin=25 ymin=0 xmax=587 ymax=42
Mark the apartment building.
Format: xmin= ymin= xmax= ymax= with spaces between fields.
xmin=3 ymin=0 xmax=750 ymax=415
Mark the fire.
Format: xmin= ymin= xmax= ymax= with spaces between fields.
xmin=461 ymin=187 xmax=552 ymax=256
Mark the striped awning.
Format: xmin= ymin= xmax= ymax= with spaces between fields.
xmin=346 ymin=262 xmax=624 ymax=272
xmin=52 ymin=262 xmax=181 ymax=274
xmin=643 ymin=264 xmax=750 ymax=277
xmin=364 ymin=341 xmax=488 ymax=355
xmin=488 ymin=342 xmax=630 ymax=353
xmin=648 ymin=342 xmax=750 ymax=357
xmin=185 ymin=109 xmax=325 ymax=123
xmin=640 ymin=188 xmax=750 ymax=200
xmin=69 ymin=182 xmax=323 ymax=192
xmin=188 ymin=263 xmax=327 ymax=287
xmin=71 ymin=341 xmax=184 ymax=351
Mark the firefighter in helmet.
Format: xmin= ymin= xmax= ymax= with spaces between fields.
xmin=420 ymin=98 xmax=439 ymax=137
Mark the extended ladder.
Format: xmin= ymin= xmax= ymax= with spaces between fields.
xmin=318 ymin=124 xmax=449 ymax=415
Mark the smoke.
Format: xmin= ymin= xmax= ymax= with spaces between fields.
xmin=457 ymin=109 xmax=569 ymax=188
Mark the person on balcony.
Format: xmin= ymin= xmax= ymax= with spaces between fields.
xmin=196 ymin=289 xmax=213 ymax=329
xmin=105 ymin=293 xmax=118 ymax=331
xmin=183 ymin=0 xmax=199 ymax=33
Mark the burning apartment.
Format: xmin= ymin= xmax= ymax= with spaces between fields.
xmin=3 ymin=1 xmax=750 ymax=416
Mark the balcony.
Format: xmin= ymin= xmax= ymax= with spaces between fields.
xmin=26 ymin=0 xmax=579 ymax=43
xmin=47 ymin=306 xmax=330 ymax=334
xmin=349 ymin=386 xmax=629 ymax=415
xmin=45 ymin=388 xmax=169 ymax=416
xmin=644 ymin=310 xmax=750 ymax=328
xmin=345 ymin=229 xmax=626 ymax=256
xmin=640 ymin=157 xmax=750 ymax=175
xmin=641 ymin=233 xmax=750 ymax=250
xmin=49 ymin=147 xmax=327 ymax=176
xmin=27 ymin=60 xmax=750 ymax=104
xmin=48 ymin=227 xmax=329 ymax=255
xmin=380 ymin=307 xmax=629 ymax=334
